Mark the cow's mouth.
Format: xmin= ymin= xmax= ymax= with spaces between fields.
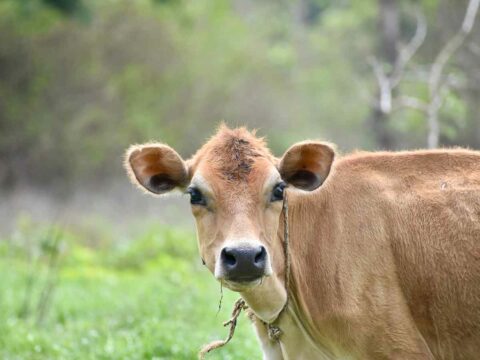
xmin=222 ymin=277 xmax=264 ymax=292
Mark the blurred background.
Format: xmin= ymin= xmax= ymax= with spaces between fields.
xmin=0 ymin=0 xmax=479 ymax=358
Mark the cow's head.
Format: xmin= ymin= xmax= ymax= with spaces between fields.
xmin=125 ymin=126 xmax=335 ymax=319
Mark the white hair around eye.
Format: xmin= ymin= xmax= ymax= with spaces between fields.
xmin=188 ymin=172 xmax=214 ymax=197
xmin=262 ymin=167 xmax=282 ymax=197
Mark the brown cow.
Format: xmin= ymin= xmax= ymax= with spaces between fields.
xmin=125 ymin=126 xmax=480 ymax=359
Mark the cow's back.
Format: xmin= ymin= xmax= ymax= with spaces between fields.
xmin=339 ymin=149 xmax=480 ymax=359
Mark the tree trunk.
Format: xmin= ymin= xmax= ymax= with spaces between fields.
xmin=368 ymin=0 xmax=400 ymax=150
xmin=379 ymin=0 xmax=400 ymax=64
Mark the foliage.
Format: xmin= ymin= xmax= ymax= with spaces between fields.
xmin=0 ymin=219 xmax=260 ymax=359
xmin=2 ymin=0 xmax=478 ymax=189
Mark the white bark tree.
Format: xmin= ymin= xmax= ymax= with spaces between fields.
xmin=369 ymin=0 xmax=480 ymax=148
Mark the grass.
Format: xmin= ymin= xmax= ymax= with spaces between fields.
xmin=0 ymin=219 xmax=260 ymax=359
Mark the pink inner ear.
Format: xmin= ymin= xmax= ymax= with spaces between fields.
xmin=132 ymin=152 xmax=169 ymax=179
xmin=299 ymin=147 xmax=326 ymax=175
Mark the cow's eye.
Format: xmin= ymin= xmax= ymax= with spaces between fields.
xmin=271 ymin=182 xmax=286 ymax=202
xmin=187 ymin=187 xmax=206 ymax=206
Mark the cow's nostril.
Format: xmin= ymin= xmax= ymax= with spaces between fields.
xmin=222 ymin=248 xmax=237 ymax=266
xmin=220 ymin=245 xmax=267 ymax=282
xmin=254 ymin=246 xmax=266 ymax=264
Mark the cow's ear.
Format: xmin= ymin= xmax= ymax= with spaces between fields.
xmin=125 ymin=143 xmax=189 ymax=195
xmin=278 ymin=141 xmax=335 ymax=191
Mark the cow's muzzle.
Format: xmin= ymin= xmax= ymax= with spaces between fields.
xmin=219 ymin=245 xmax=267 ymax=282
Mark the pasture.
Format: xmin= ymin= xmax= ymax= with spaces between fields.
xmin=0 ymin=218 xmax=259 ymax=359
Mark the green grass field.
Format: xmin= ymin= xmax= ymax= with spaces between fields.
xmin=0 ymin=219 xmax=260 ymax=359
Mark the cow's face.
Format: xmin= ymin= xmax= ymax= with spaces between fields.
xmin=125 ymin=127 xmax=334 ymax=294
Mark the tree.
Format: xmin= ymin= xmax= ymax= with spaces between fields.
xmin=369 ymin=0 xmax=480 ymax=148
xmin=368 ymin=0 xmax=401 ymax=149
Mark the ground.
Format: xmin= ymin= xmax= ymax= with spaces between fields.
xmin=0 ymin=219 xmax=260 ymax=359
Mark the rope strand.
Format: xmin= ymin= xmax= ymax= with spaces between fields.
xmin=267 ymin=190 xmax=290 ymax=341
xmin=198 ymin=298 xmax=247 ymax=359
xmin=282 ymin=191 xmax=290 ymax=304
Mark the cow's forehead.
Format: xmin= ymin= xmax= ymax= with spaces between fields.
xmin=188 ymin=126 xmax=277 ymax=197
xmin=189 ymin=127 xmax=275 ymax=179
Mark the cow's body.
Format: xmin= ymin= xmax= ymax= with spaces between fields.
xmin=253 ymin=149 xmax=480 ymax=359
xmin=125 ymin=127 xmax=480 ymax=359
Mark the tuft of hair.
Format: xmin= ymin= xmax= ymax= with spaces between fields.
xmin=193 ymin=125 xmax=273 ymax=182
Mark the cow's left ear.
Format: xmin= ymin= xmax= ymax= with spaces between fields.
xmin=278 ymin=141 xmax=335 ymax=191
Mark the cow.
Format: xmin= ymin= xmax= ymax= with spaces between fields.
xmin=124 ymin=125 xmax=480 ymax=359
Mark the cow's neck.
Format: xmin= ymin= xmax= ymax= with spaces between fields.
xmin=239 ymin=267 xmax=332 ymax=359
xmin=239 ymin=273 xmax=287 ymax=323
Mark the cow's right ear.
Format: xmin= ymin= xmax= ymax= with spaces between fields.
xmin=278 ymin=141 xmax=335 ymax=191
xmin=124 ymin=143 xmax=189 ymax=195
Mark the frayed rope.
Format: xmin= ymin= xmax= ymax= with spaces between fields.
xmin=198 ymin=298 xmax=247 ymax=359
